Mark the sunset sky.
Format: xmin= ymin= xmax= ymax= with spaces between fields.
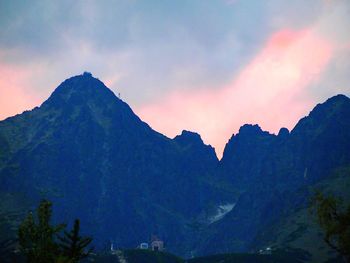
xmin=1 ymin=0 xmax=350 ymax=157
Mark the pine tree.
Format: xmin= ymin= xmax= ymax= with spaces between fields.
xmin=18 ymin=200 xmax=93 ymax=262
xmin=18 ymin=200 xmax=65 ymax=263
xmin=58 ymin=219 xmax=93 ymax=262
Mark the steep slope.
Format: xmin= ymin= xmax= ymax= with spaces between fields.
xmin=191 ymin=95 xmax=350 ymax=260
xmin=0 ymin=73 xmax=225 ymax=254
xmin=1 ymin=72 xmax=349 ymax=260
xmin=251 ymin=167 xmax=350 ymax=263
xmin=219 ymin=124 xmax=278 ymax=188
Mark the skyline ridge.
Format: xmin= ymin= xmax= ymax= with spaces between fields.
xmin=1 ymin=72 xmax=348 ymax=159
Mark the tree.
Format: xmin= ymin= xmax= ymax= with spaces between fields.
xmin=18 ymin=200 xmax=93 ymax=262
xmin=311 ymin=191 xmax=350 ymax=262
xmin=18 ymin=199 xmax=65 ymax=263
xmin=58 ymin=219 xmax=93 ymax=262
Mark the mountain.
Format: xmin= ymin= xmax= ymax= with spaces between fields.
xmin=189 ymin=94 xmax=350 ymax=262
xmin=219 ymin=124 xmax=278 ymax=188
xmin=0 ymin=73 xmax=227 ymax=255
xmin=1 ymin=73 xmax=350 ymax=262
xmin=250 ymin=166 xmax=350 ymax=263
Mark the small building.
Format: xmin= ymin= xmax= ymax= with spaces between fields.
xmin=139 ymin=242 xmax=149 ymax=249
xmin=151 ymin=236 xmax=164 ymax=251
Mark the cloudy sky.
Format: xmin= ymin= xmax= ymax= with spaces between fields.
xmin=1 ymin=0 xmax=350 ymax=157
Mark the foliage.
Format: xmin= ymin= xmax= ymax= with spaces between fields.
xmin=311 ymin=191 xmax=350 ymax=261
xmin=58 ymin=219 xmax=93 ymax=262
xmin=18 ymin=200 xmax=92 ymax=263
xmin=18 ymin=199 xmax=64 ymax=263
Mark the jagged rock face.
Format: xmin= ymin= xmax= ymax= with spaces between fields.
xmin=173 ymin=130 xmax=218 ymax=174
xmin=258 ymin=95 xmax=350 ymax=190
xmin=1 ymin=72 xmax=350 ymax=259
xmin=191 ymin=94 xmax=350 ymax=257
xmin=218 ymin=95 xmax=350 ymax=190
xmin=0 ymin=73 xmax=223 ymax=254
xmin=289 ymin=95 xmax=350 ymax=183
xmin=219 ymin=124 xmax=277 ymax=187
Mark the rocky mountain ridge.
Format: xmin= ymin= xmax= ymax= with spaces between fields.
xmin=1 ymin=73 xmax=349 ymax=262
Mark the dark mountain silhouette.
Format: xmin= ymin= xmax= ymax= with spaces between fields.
xmin=189 ymin=94 xmax=350 ymax=258
xmin=0 ymin=73 xmax=226 ymax=254
xmin=0 ymin=73 xmax=350 ymax=261
xmin=219 ymin=124 xmax=277 ymax=187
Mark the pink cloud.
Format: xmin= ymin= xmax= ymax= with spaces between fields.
xmin=136 ymin=29 xmax=333 ymax=158
xmin=0 ymin=63 xmax=42 ymax=121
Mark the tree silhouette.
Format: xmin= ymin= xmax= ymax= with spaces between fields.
xmin=311 ymin=191 xmax=350 ymax=263
xmin=58 ymin=219 xmax=93 ymax=262
xmin=18 ymin=200 xmax=93 ymax=262
xmin=18 ymin=199 xmax=65 ymax=263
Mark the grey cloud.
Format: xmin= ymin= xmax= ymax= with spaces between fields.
xmin=0 ymin=0 xmax=348 ymax=109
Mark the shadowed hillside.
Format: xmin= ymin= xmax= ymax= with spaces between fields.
xmin=1 ymin=73 xmax=350 ymax=262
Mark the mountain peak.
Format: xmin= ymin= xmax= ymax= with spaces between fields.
xmin=221 ymin=124 xmax=275 ymax=164
xmin=236 ymin=124 xmax=273 ymax=138
xmin=293 ymin=94 xmax=350 ymax=132
xmin=82 ymin=71 xmax=93 ymax=77
xmin=42 ymin=73 xmax=120 ymax=108
xmin=238 ymin=124 xmax=263 ymax=135
xmin=174 ymin=130 xmax=203 ymax=145
xmin=292 ymin=94 xmax=350 ymax=135
xmin=173 ymin=130 xmax=218 ymax=163
xmin=324 ymin=94 xmax=350 ymax=104
xmin=311 ymin=94 xmax=350 ymax=114
xmin=278 ymin=127 xmax=289 ymax=138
